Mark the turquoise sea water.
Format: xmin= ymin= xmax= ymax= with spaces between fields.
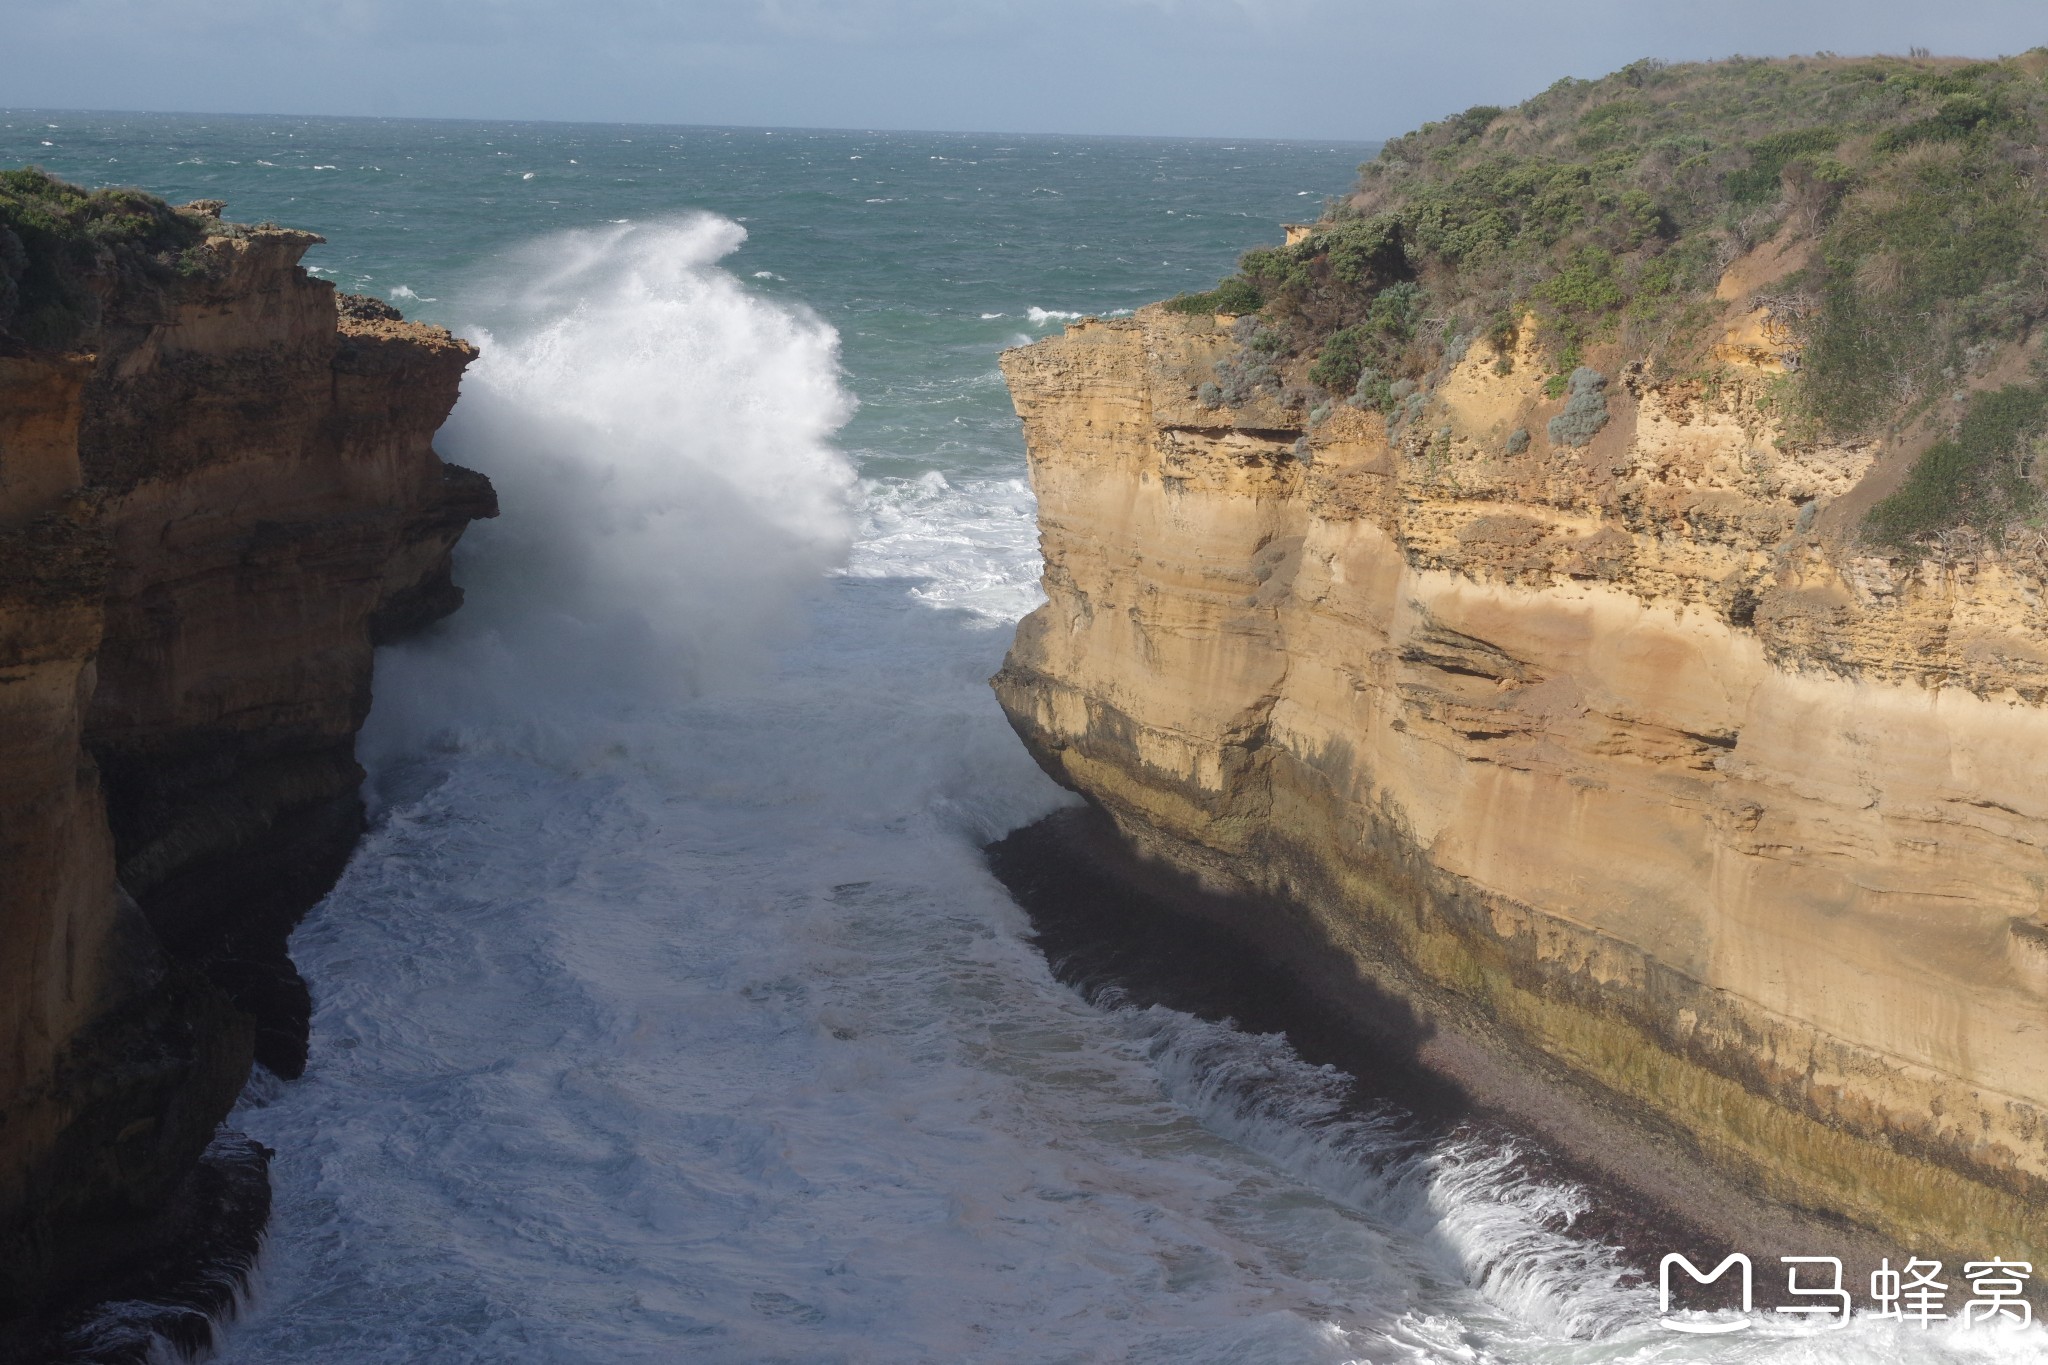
xmin=5 ymin=112 xmax=2044 ymax=1364
xmin=0 ymin=111 xmax=1354 ymax=482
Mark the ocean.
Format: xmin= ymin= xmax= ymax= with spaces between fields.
xmin=4 ymin=110 xmax=2043 ymax=1364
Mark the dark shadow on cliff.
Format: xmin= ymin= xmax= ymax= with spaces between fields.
xmin=990 ymin=804 xmax=1460 ymax=1118
xmin=94 ymin=743 xmax=363 ymax=1083
xmin=987 ymin=803 xmax=1720 ymax=1285
xmin=0 ymin=1133 xmax=270 ymax=1365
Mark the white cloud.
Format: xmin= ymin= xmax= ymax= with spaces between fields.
xmin=11 ymin=0 xmax=2048 ymax=137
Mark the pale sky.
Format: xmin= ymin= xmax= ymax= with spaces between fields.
xmin=6 ymin=0 xmax=2047 ymax=139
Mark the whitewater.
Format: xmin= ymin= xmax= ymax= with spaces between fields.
xmin=3 ymin=114 xmax=2042 ymax=1363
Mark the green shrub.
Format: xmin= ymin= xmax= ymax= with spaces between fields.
xmin=1534 ymin=248 xmax=1625 ymax=343
xmin=1304 ymin=280 xmax=1426 ymax=396
xmin=0 ymin=167 xmax=204 ymax=349
xmin=1163 ymin=275 xmax=1264 ymax=316
xmin=1350 ymin=366 xmax=1394 ymax=412
xmin=1320 ymin=215 xmax=1408 ymax=286
xmin=1367 ymin=280 xmax=1423 ymax=339
xmin=1876 ymin=88 xmax=2019 ymax=152
xmin=1236 ymin=215 xmax=1417 ymax=337
xmin=1309 ymin=325 xmax=1370 ymax=393
xmin=1866 ymin=382 xmax=2048 ymax=547
xmin=1801 ymin=142 xmax=2039 ymax=437
xmin=1723 ymin=127 xmax=1840 ymax=205
xmin=1546 ymin=367 xmax=1610 ymax=446
xmin=1208 ymin=317 xmax=1291 ymax=406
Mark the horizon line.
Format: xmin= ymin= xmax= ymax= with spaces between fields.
xmin=0 ymin=105 xmax=1386 ymax=148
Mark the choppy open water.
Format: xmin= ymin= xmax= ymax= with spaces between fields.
xmin=6 ymin=111 xmax=2045 ymax=1363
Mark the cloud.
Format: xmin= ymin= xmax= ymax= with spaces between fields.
xmin=10 ymin=0 xmax=2048 ymax=137
xmin=20 ymin=0 xmax=1334 ymax=46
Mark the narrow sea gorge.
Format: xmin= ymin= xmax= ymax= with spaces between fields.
xmin=5 ymin=112 xmax=2044 ymax=1363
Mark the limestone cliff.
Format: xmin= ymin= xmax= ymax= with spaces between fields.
xmin=995 ymin=297 xmax=2048 ymax=1263
xmin=0 ymin=195 xmax=493 ymax=1329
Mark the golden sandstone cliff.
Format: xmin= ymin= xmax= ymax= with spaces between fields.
xmin=994 ymin=288 xmax=2048 ymax=1265
xmin=0 ymin=201 xmax=491 ymax=1327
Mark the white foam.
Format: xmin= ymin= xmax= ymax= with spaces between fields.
xmin=1025 ymin=306 xmax=1081 ymax=324
xmin=359 ymin=214 xmax=857 ymax=781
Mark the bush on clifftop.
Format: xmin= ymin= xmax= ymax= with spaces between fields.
xmin=1163 ymin=275 xmax=1264 ymax=316
xmin=0 ymin=168 xmax=206 ymax=351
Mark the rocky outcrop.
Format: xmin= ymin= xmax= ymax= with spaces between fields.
xmin=0 ymin=208 xmax=493 ymax=1328
xmin=994 ymin=293 xmax=2048 ymax=1263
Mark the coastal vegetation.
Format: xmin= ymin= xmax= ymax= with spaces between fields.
xmin=1866 ymin=380 xmax=2048 ymax=545
xmin=0 ymin=168 xmax=205 ymax=350
xmin=1168 ymin=52 xmax=2048 ymax=550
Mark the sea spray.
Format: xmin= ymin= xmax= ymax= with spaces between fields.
xmin=359 ymin=215 xmax=858 ymax=781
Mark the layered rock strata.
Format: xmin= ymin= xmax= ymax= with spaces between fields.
xmin=994 ymin=296 xmax=2048 ymax=1263
xmin=0 ymin=210 xmax=493 ymax=1322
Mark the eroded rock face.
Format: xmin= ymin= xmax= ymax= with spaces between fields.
xmin=995 ymin=303 xmax=2048 ymax=1262
xmin=81 ymin=232 xmax=494 ymax=1082
xmin=0 ymin=220 xmax=493 ymax=1316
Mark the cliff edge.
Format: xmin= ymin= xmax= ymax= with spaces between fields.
xmin=996 ymin=56 xmax=2048 ymax=1264
xmin=0 ymin=172 xmax=494 ymax=1341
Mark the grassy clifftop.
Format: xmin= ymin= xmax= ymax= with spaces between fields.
xmin=1173 ymin=53 xmax=2048 ymax=549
